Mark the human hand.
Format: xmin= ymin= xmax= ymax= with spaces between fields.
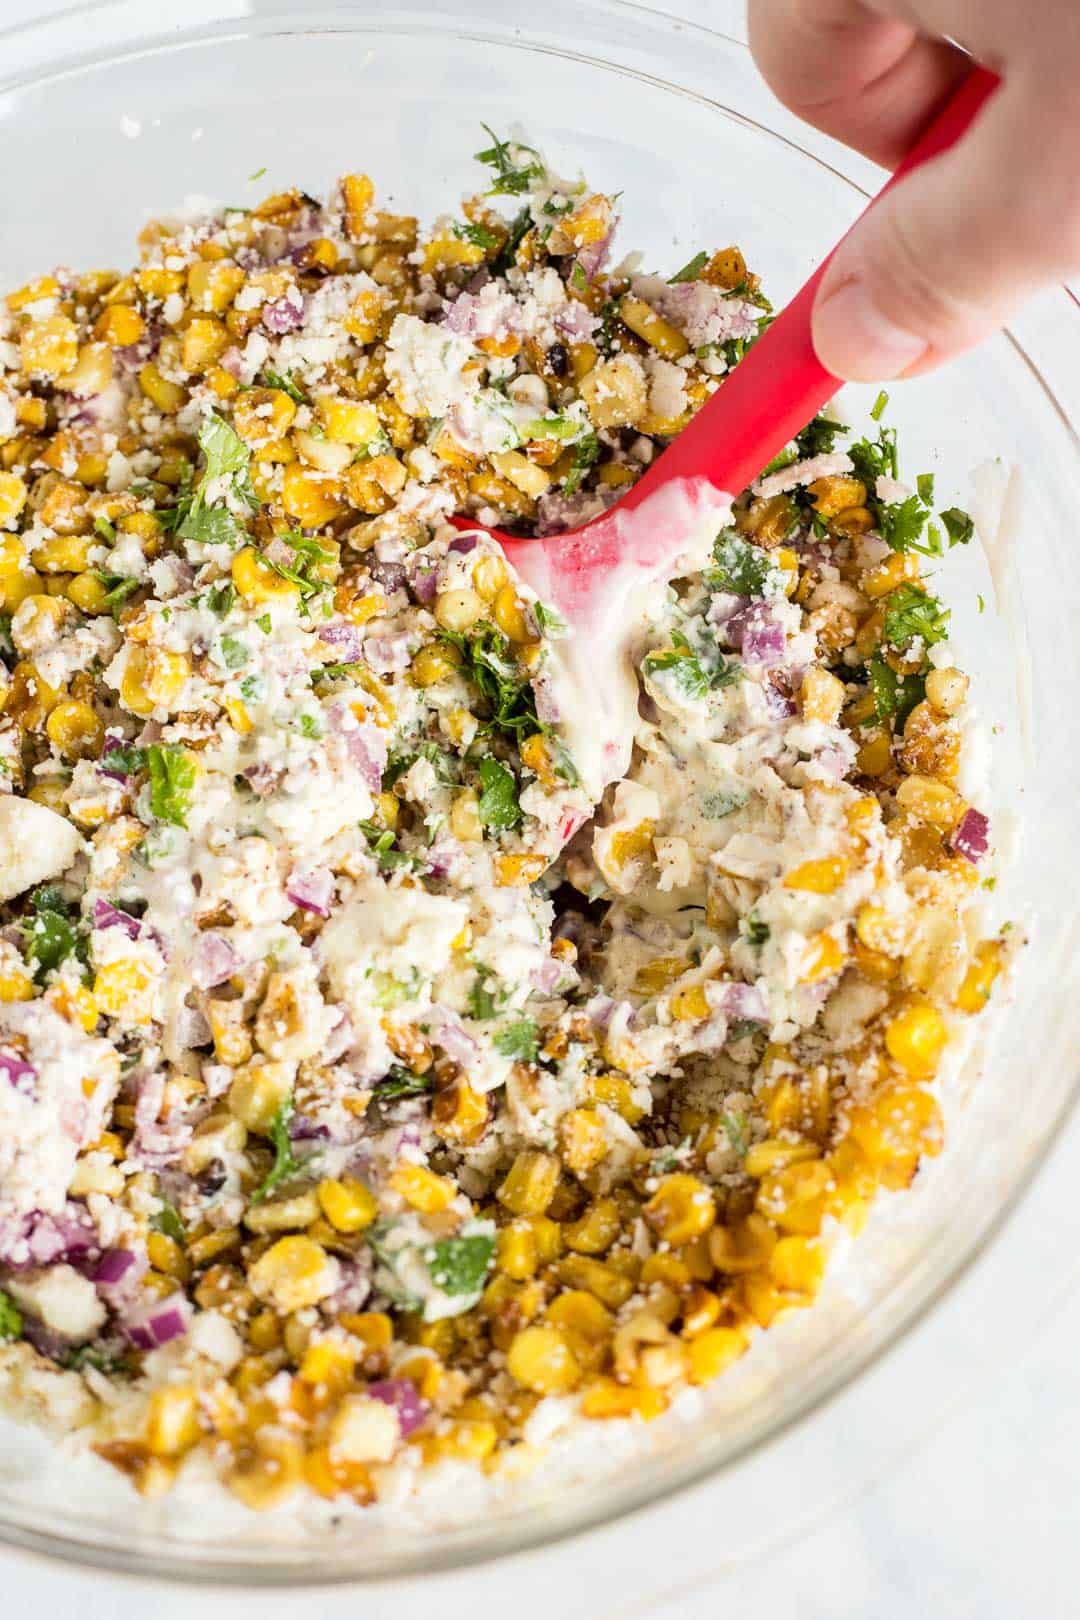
xmin=748 ymin=0 xmax=1080 ymax=379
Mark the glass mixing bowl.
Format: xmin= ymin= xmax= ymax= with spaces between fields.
xmin=0 ymin=0 xmax=1077 ymax=1585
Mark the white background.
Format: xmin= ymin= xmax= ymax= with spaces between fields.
xmin=1 ymin=2 xmax=1078 ymax=1616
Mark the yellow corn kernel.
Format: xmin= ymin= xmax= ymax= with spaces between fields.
xmin=807 ymin=474 xmax=867 ymax=517
xmin=279 ymin=463 xmax=344 ymax=527
xmin=0 ymin=473 xmax=28 ymax=527
xmin=145 ymin=1386 xmax=201 ymax=1459
xmin=48 ymin=979 xmax=99 ymax=1033
xmin=138 ymin=362 xmax=188 ymax=414
xmin=7 ymin=275 xmax=61 ymax=312
xmin=884 ymin=1000 xmax=948 ymax=1079
xmin=0 ymin=957 xmax=34 ymax=1003
xmin=589 ymin=1072 xmax=645 ymax=1126
xmin=388 ymin=1163 xmax=454 ymax=1214
xmin=431 ymin=1078 xmax=489 ymax=1146
xmin=800 ymin=666 xmax=846 ymax=724
xmin=227 ymin=1059 xmax=293 ymax=1133
xmin=506 ymin=1325 xmax=580 ymax=1394
xmin=226 ymin=1433 xmax=303 ymax=1512
xmin=146 ymin=1231 xmax=190 ymax=1281
xmin=846 ymin=1083 xmax=942 ymax=1188
xmin=862 ymin=549 xmax=920 ymax=599
xmin=248 ymin=1235 xmax=338 ymax=1313
xmin=578 ymin=355 xmax=647 ymax=430
xmin=924 ymin=665 xmax=969 ymax=717
xmin=21 ymin=315 xmax=78 ymax=378
xmin=232 ymin=387 xmax=297 ymax=445
xmin=783 ymin=855 xmax=849 ymax=894
xmin=756 ymin=1159 xmax=832 ymax=1236
xmin=799 ymin=930 xmax=846 ymax=984
xmin=494 ymin=853 xmax=548 ymax=887
xmin=180 ymin=316 xmax=229 ymax=374
xmin=313 ymin=396 xmax=377 ymax=449
xmin=769 ymin=1233 xmax=826 ymax=1298
xmin=668 ymin=984 xmax=710 ymax=1023
xmin=434 ymin=587 xmax=484 ymax=634
xmin=643 ymin=1173 xmax=716 ymax=1247
xmin=894 ymin=774 xmax=966 ymax=831
xmin=633 ymin=956 xmax=690 ymax=995
xmin=423 ymin=1419 xmax=498 ymax=1465
xmin=743 ymin=1138 xmax=819 ymax=1179
xmin=555 ymin=1255 xmax=635 ymax=1309
xmin=207 ymin=1000 xmax=253 ymax=1067
xmin=187 ymin=258 xmax=245 ymax=312
xmin=519 ymin=731 xmax=559 ymax=789
xmin=340 ymin=1310 xmax=393 ymax=1351
xmin=120 ymin=647 xmax=191 ymax=717
xmin=317 ymin=1177 xmax=379 ymax=1233
xmin=491 ymin=450 xmax=551 ymax=500
xmin=492 ymin=584 xmax=537 ymax=645
xmin=579 ymin=1378 xmax=667 ymax=1422
xmin=498 ymin=1151 xmax=560 ymax=1216
xmin=496 ymin=1222 xmax=538 ymax=1281
xmin=557 ymin=1109 xmax=608 ymax=1177
xmin=410 ymin=642 xmax=462 ymax=688
xmin=605 ymin=821 xmax=655 ymax=874
xmin=685 ymin=1326 xmax=748 ymax=1385
xmin=93 ymin=960 xmax=155 ymax=1025
xmin=563 ymin=1198 xmax=622 ymax=1256
xmin=341 ymin=173 xmax=376 ymax=238
xmin=618 ymin=294 xmax=689 ymax=360
xmin=955 ymin=939 xmax=1004 ymax=1014
xmin=45 ymin=699 xmax=103 ymax=760
xmin=231 ymin=546 xmax=298 ymax=605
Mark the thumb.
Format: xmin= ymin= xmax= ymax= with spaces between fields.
xmin=812 ymin=72 xmax=1080 ymax=381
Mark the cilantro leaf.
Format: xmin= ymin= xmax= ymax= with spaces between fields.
xmin=883 ymin=584 xmax=950 ymax=652
xmin=941 ymin=507 xmax=974 ymax=547
xmin=743 ymin=911 xmax=770 ymax=947
xmin=477 ymin=756 xmax=521 ymax=833
xmin=177 ymin=503 xmax=240 ymax=548
xmin=259 ymin=366 xmax=307 ymax=404
xmin=721 ymin=1110 xmax=749 ymax=1158
xmin=708 ymin=530 xmax=775 ymax=597
xmin=474 ymin=126 xmax=544 ymax=196
xmin=668 ymin=251 xmax=708 ymax=284
xmin=101 ymin=744 xmax=145 ymax=776
xmin=251 ymin=1099 xmax=311 ymax=1203
xmin=453 ymin=219 xmax=500 ymax=251
xmin=22 ymin=887 xmax=80 ymax=984
xmin=151 ymin=1201 xmax=186 ymax=1246
xmin=867 ymin=653 xmax=925 ymax=727
xmin=438 ymin=622 xmax=540 ymax=741
xmin=205 ymin=581 xmax=237 ymax=616
xmin=879 ymin=494 xmax=929 ymax=554
xmin=426 ymin=1232 xmax=495 ymax=1297
xmin=0 ymin=1291 xmax=22 ymax=1342
xmin=561 ymin=429 xmax=600 ymax=495
xmin=494 ymin=1018 xmax=540 ymax=1062
xmin=219 ymin=632 xmax=248 ymax=670
xmin=372 ymin=1066 xmax=435 ymax=1100
xmin=358 ymin=820 xmax=422 ymax=874
xmin=199 ymin=411 xmax=252 ymax=486
xmin=146 ymin=745 xmax=197 ymax=828
xmin=532 ymin=601 xmax=568 ymax=639
xmin=796 ymin=415 xmax=849 ymax=459
xmin=644 ymin=630 xmax=739 ymax=699
xmin=870 ymin=389 xmax=889 ymax=422
xmin=467 ymin=972 xmax=506 ymax=1021
xmin=523 ymin=413 xmax=588 ymax=443
xmin=848 ymin=424 xmax=899 ymax=488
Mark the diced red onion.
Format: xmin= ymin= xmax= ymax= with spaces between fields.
xmin=191 ymin=932 xmax=241 ymax=990
xmin=0 ymin=1207 xmax=101 ymax=1270
xmin=585 ymin=993 xmax=617 ymax=1029
xmin=535 ymin=489 xmax=608 ymax=537
xmin=21 ymin=1317 xmax=72 ymax=1361
xmin=242 ymin=761 xmax=282 ymax=798
xmin=319 ymin=620 xmax=364 ymax=663
xmin=367 ymin=1378 xmax=427 ymax=1439
xmin=952 ymin=807 xmax=990 ymax=864
xmin=0 ymin=1051 xmax=36 ymax=1094
xmin=362 ymin=633 xmax=413 ymax=677
xmin=711 ymin=981 xmax=768 ymax=1023
xmin=327 ymin=703 xmax=387 ymax=792
xmin=121 ymin=1291 xmax=193 ymax=1351
xmin=262 ymin=288 xmax=305 ymax=333
xmin=530 ymin=959 xmax=563 ymax=994
xmin=428 ymin=1007 xmax=479 ymax=1066
xmin=728 ymin=602 xmax=786 ymax=667
xmin=532 ymin=670 xmax=561 ymax=726
xmin=370 ymin=556 xmax=409 ymax=594
xmin=173 ymin=1003 xmax=212 ymax=1051
xmin=425 ymin=836 xmax=466 ymax=881
xmin=442 ymin=292 xmax=483 ymax=337
xmin=406 ymin=554 xmax=438 ymax=603
xmin=92 ymin=898 xmax=141 ymax=940
xmin=93 ymin=1247 xmax=137 ymax=1286
xmin=448 ymin=533 xmax=479 ymax=556
xmin=286 ymin=866 xmax=335 ymax=918
xmin=574 ymin=228 xmax=613 ymax=284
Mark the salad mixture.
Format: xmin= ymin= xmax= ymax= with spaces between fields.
xmin=0 ymin=132 xmax=1006 ymax=1510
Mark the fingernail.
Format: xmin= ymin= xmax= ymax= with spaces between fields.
xmin=812 ymin=275 xmax=929 ymax=381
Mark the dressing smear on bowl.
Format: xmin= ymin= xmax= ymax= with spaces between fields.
xmin=0 ymin=130 xmax=1010 ymax=1512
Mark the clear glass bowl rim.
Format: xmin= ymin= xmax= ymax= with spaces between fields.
xmin=0 ymin=0 xmax=1076 ymax=1587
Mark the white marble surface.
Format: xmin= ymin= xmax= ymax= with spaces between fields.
xmin=0 ymin=2 xmax=1078 ymax=1615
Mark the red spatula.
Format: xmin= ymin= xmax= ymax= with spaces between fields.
xmin=455 ymin=66 xmax=1001 ymax=626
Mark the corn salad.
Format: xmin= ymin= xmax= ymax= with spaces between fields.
xmin=0 ymin=132 xmax=1007 ymax=1511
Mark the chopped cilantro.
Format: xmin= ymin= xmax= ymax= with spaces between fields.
xmin=879 ymin=493 xmax=930 ymax=554
xmin=759 ymin=445 xmax=799 ymax=479
xmin=255 ymin=613 xmax=272 ymax=634
xmin=297 ymin=712 xmax=323 ymax=739
xmin=426 ymin=1231 xmax=495 ymax=1296
xmin=941 ymin=507 xmax=974 ymax=547
xmin=438 ymin=622 xmax=539 ymax=741
xmin=721 ymin=1110 xmax=749 ymax=1157
xmin=101 ymin=744 xmax=145 ymax=776
xmin=561 ymin=429 xmax=600 ymax=495
xmin=176 ymin=502 xmax=241 ymax=549
xmin=249 ymin=165 xmax=267 ymax=181
xmin=22 ymin=887 xmax=80 ymax=984
xmin=218 ymin=632 xmax=248 ymax=670
xmin=0 ymin=1291 xmax=22 ymax=1341
xmin=743 ymin=911 xmax=770 ymax=947
xmin=707 ymin=529 xmax=775 ymax=597
xmin=474 ymin=125 xmax=544 ymax=196
xmin=477 ymin=756 xmax=521 ymax=833
xmin=848 ymin=424 xmax=899 ymax=488
xmin=368 ymin=967 xmax=422 ymax=1009
xmin=570 ymin=263 xmax=588 ymax=292
xmin=146 ymin=744 xmax=197 ymax=828
xmin=358 ymin=820 xmax=421 ymax=875
xmin=372 ymin=1066 xmax=435 ymax=1100
xmin=533 ymin=601 xmax=568 ymax=639
xmin=643 ymin=629 xmax=739 ymax=700
xmin=260 ymin=366 xmax=306 ymax=403
xmin=205 ymin=581 xmax=237 ymax=617
xmin=796 ymin=415 xmax=849 ymax=459
xmin=251 ymin=1099 xmax=310 ymax=1203
xmin=883 ymin=584 xmax=950 ymax=652
xmin=383 ymin=739 xmax=456 ymax=788
xmin=491 ymin=206 xmax=534 ymax=274
xmin=917 ymin=472 xmax=935 ymax=506
xmin=523 ymin=413 xmax=588 ymax=443
xmin=92 ymin=573 xmax=141 ymax=615
xmin=977 ymin=593 xmax=986 ymax=615
xmin=93 ymin=515 xmax=116 ymax=542
xmin=199 ymin=411 xmax=253 ymax=487
xmin=151 ymin=1201 xmax=186 ymax=1245
xmin=870 ymin=389 xmax=889 ymax=422
xmin=668 ymin=250 xmax=708 ymax=284
xmin=702 ymin=787 xmax=750 ymax=818
xmin=467 ymin=971 xmax=506 ymax=1021
xmin=867 ymin=653 xmax=924 ymax=727
xmin=453 ymin=219 xmax=500 ymax=251
xmin=494 ymin=1018 xmax=540 ymax=1062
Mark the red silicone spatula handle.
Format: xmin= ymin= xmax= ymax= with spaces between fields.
xmin=613 ymin=64 xmax=1002 ymax=516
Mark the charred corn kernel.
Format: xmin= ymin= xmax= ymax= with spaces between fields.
xmin=955 ymin=939 xmax=1004 ymax=1013
xmin=687 ymin=1327 xmax=748 ymax=1384
xmin=12 ymin=592 xmax=71 ymax=654
xmin=317 ymin=1177 xmax=378 ymax=1233
xmin=558 ymin=1109 xmax=608 ymax=1177
xmin=862 ymin=549 xmax=920 ymax=598
xmin=0 ymin=959 xmax=34 ymax=1003
xmin=769 ymin=1235 xmax=826 ymax=1296
xmin=226 ymin=1433 xmax=304 ymax=1511
xmin=496 ymin=1222 xmax=538 ymax=1281
xmin=281 ymin=463 xmax=345 ymax=526
xmin=895 ymin=774 xmax=965 ymax=830
xmin=506 ymin=1325 xmax=580 ymax=1394
xmin=494 ymin=852 xmax=548 ymax=886
xmin=606 ymin=821 xmax=655 ymax=873
xmin=341 ymin=173 xmax=375 ymax=237
xmin=618 ymin=294 xmax=689 ymax=359
xmin=498 ymin=1151 xmax=560 ymax=1216
xmin=563 ymin=1198 xmax=621 ymax=1255
xmin=227 ymin=1059 xmax=293 ymax=1133
xmin=669 ymin=984 xmax=710 ymax=1023
xmin=519 ymin=731 xmax=559 ymax=789
xmin=855 ymin=728 xmax=892 ymax=778
xmin=799 ymin=930 xmax=846 ymax=984
xmin=388 ymin=1163 xmax=454 ymax=1214
xmin=491 ymin=584 xmax=537 ymax=644
xmin=681 ymin=1285 xmax=723 ymax=1339
xmin=93 ymin=960 xmax=155 ymax=1024
xmin=410 ymin=641 xmax=461 ymax=688
xmin=424 ymin=1419 xmax=498 ymax=1464
xmin=180 ymin=316 xmax=229 ymax=373
xmin=800 ymin=666 xmax=846 ymax=724
xmin=45 ymin=699 xmax=103 ymax=760
xmin=434 ymin=588 xmax=484 ymax=633
xmin=207 ymin=1000 xmax=253 ymax=1067
xmin=326 ymin=1393 xmax=400 ymax=1464
xmin=340 ymin=1310 xmax=393 ymax=1351
xmin=233 ymin=387 xmax=297 ymax=443
xmin=248 ymin=1235 xmax=338 ymax=1312
xmin=743 ymin=1138 xmax=820 ymax=1179
xmin=490 ymin=449 xmax=551 ymax=499
xmin=431 ymin=1078 xmax=488 ymax=1146
xmin=643 ymin=1174 xmax=716 ymax=1246
xmin=807 ymin=474 xmax=867 ymax=517
xmin=579 ymin=354 xmax=648 ymax=429
xmin=145 ymin=1386 xmax=201 ymax=1458
xmin=21 ymin=315 xmax=78 ymax=377
xmin=546 ymin=1291 xmax=612 ymax=1347
xmin=187 ymin=259 xmax=245 ymax=312
xmin=231 ymin=546 xmax=297 ymax=605
xmin=885 ymin=1000 xmax=948 ymax=1078
xmin=315 ymin=397 xmax=377 ymax=448
xmin=580 ymin=1378 xmax=667 ymax=1421
xmin=783 ymin=855 xmax=849 ymax=894
xmin=924 ymin=665 xmax=969 ymax=716
xmin=757 ymin=1159 xmax=832 ymax=1236
xmin=449 ymin=788 xmax=482 ymax=843
xmin=633 ymin=956 xmax=689 ymax=994
xmin=146 ymin=1231 xmax=189 ymax=1282
xmin=120 ymin=647 xmax=191 ymax=717
xmin=847 ymin=1084 xmax=942 ymax=1187
xmin=556 ymin=1255 xmax=635 ymax=1309
xmin=589 ymin=1072 xmax=645 ymax=1126
xmin=0 ymin=473 xmax=27 ymax=528
xmin=138 ymin=362 xmax=187 ymax=414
